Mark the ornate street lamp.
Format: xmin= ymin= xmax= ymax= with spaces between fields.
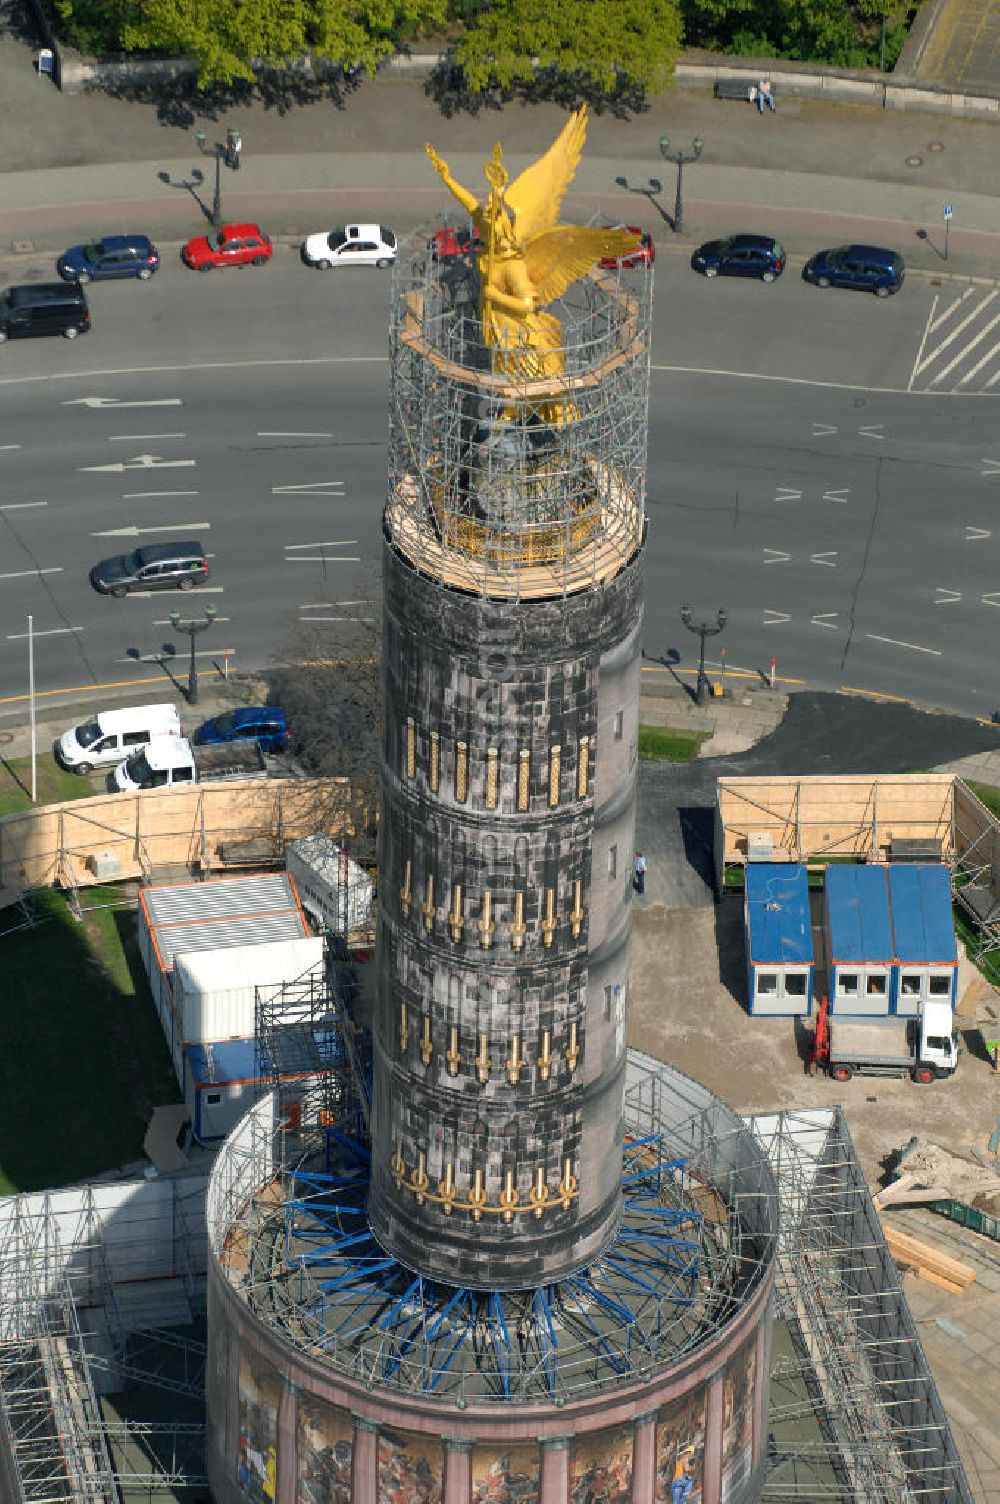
xmin=680 ymin=603 xmax=727 ymax=705
xmin=658 ymin=134 xmax=704 ymax=236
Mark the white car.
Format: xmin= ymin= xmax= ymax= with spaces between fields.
xmin=301 ymin=223 xmax=397 ymax=269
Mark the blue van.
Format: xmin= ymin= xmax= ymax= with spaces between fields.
xmin=803 ymin=244 xmax=904 ymax=297
xmin=192 ymin=706 xmax=290 ymax=755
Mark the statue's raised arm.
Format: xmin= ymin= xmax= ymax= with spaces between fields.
xmin=424 ymin=144 xmax=480 ymax=219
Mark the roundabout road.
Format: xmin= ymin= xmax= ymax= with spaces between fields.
xmin=0 ymin=253 xmax=997 ymax=717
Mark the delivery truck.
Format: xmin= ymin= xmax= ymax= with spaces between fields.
xmin=112 ymin=735 xmax=266 ymax=791
xmin=809 ymin=993 xmax=959 ymax=1084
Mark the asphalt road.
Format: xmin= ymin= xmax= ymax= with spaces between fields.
xmin=1 ymin=248 xmax=998 ymax=716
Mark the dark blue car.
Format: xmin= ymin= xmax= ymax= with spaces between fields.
xmin=691 ymin=234 xmax=785 ymax=283
xmin=192 ymin=707 xmax=290 ymax=755
xmin=57 ymin=234 xmax=160 ymax=283
xmin=803 ymin=244 xmax=904 ymax=297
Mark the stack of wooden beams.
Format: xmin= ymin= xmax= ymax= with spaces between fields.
xmin=883 ymin=1223 xmax=977 ymax=1295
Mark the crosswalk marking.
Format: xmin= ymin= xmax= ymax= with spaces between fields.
xmin=910 ymin=290 xmax=1000 ymax=393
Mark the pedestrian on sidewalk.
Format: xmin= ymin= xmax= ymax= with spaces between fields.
xmin=757 ymin=77 xmax=776 ymax=113
xmin=634 ymin=851 xmax=647 ymax=895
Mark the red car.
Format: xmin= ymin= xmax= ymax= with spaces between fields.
xmin=182 ymin=222 xmax=273 ymax=272
xmin=430 ymin=225 xmax=484 ymax=263
xmin=599 ymin=227 xmax=655 ymax=270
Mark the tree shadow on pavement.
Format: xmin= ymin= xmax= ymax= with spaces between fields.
xmin=424 ymin=60 xmax=648 ymax=120
xmin=105 ymin=68 xmax=362 ymax=129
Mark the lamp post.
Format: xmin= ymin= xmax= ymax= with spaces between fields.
xmin=170 ymin=603 xmax=217 ymax=707
xmin=193 ymin=127 xmax=243 ymax=231
xmin=680 ymin=604 xmax=728 ymax=705
xmin=657 ymin=134 xmax=703 ymax=236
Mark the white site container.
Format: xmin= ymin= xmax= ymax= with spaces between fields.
xmin=286 ymin=836 xmax=373 ymax=935
xmin=172 ymin=935 xmax=325 ymax=1047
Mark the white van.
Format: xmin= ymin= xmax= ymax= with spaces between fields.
xmin=113 ymin=735 xmax=196 ymax=792
xmin=56 ymin=703 xmax=181 ymax=774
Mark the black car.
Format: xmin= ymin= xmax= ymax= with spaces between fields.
xmin=691 ymin=234 xmax=786 ymax=283
xmin=0 ymin=283 xmax=90 ymax=341
xmin=90 ymin=541 xmax=209 ymax=598
xmin=803 ymin=244 xmax=904 ymax=297
xmin=57 ymin=234 xmax=160 ymax=283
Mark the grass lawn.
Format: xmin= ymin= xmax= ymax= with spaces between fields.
xmin=0 ymin=886 xmax=179 ymax=1194
xmin=638 ymin=725 xmax=709 ymax=762
xmin=0 ymin=752 xmax=93 ymax=817
xmin=967 ymin=780 xmax=1000 ymax=820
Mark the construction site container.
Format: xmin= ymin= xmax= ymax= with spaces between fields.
xmin=286 ymin=836 xmax=373 ymax=935
xmin=887 ymin=863 xmax=957 ymax=1016
xmin=173 ymin=936 xmax=325 ymax=1049
xmin=824 ymin=865 xmax=892 ymax=1015
xmin=743 ymin=863 xmax=813 ymax=1015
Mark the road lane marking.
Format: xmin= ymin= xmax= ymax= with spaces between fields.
xmin=285 ymin=556 xmax=360 ymax=563
xmin=0 ymin=567 xmax=62 ymax=579
xmin=272 ymin=481 xmax=344 ymax=494
xmin=822 ymin=489 xmax=849 ymax=504
xmin=934 ymin=589 xmax=962 ymax=604
xmin=774 ymin=488 xmax=801 ymax=501
xmin=957 ymin=335 xmax=1000 ymax=388
xmin=80 ymin=453 xmax=197 ymax=473
xmin=258 ymin=431 xmax=333 ymax=438
xmin=762 ymin=549 xmax=791 ymax=563
xmin=811 ymin=613 xmax=839 ymax=628
xmin=63 ymin=397 xmax=183 ymax=408
xmin=123 ymin=490 xmax=199 ymax=498
xmin=928 ymin=313 xmax=1000 ymax=387
xmin=154 ymin=616 xmax=229 ymax=625
xmin=91 ymin=523 xmax=210 ymax=537
xmin=812 ymin=424 xmax=837 ymax=436
xmin=108 ymin=432 xmax=187 ymax=442
xmin=984 ymin=369 xmax=1000 ymax=391
xmin=762 ymin=610 xmax=791 ymax=625
xmin=298 ymin=615 xmax=375 ymax=622
xmin=285 ymin=541 xmax=357 ymax=550
xmin=0 ymin=502 xmax=46 ymax=511
xmin=6 ymin=626 xmax=83 ymax=640
xmin=966 ymin=526 xmax=991 ymax=539
xmin=122 ymin=586 xmax=224 ymax=598
xmin=918 ymin=290 xmax=999 ymax=376
xmin=907 ymin=293 xmax=933 ymax=391
xmin=116 ymin=649 xmax=229 ymax=663
xmin=810 ymin=552 xmax=837 ymax=566
xmin=929 ymin=288 xmax=975 ymax=335
xmin=866 ymin=633 xmax=941 ymax=655
xmin=0 ymin=674 xmax=170 ymax=705
xmin=0 ymin=444 xmax=21 ymax=451
xmin=858 ymin=424 xmax=884 ymax=438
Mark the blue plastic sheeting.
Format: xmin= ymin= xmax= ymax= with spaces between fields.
xmin=186 ymin=1038 xmax=258 ymax=1086
xmin=888 ymin=865 xmax=957 ymax=964
xmin=825 ymin=864 xmax=893 ymax=963
xmin=745 ymin=864 xmax=813 ymax=964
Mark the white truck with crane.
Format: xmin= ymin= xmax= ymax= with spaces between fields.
xmin=809 ymin=994 xmax=959 ymax=1084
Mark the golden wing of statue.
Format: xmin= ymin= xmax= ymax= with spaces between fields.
xmin=424 ymin=142 xmax=480 ymax=218
xmin=524 ymin=226 xmax=641 ymax=306
xmin=504 ymin=107 xmax=589 ymax=242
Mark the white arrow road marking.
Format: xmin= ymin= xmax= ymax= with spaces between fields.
xmin=0 ymin=567 xmax=62 ymax=580
xmin=822 ymin=488 xmax=850 ymax=504
xmin=934 ymin=588 xmax=962 ymax=604
xmin=966 ymin=526 xmax=991 ymax=540
xmin=0 ymin=501 xmax=46 ymax=511
xmin=867 ymin=633 xmax=941 ymax=655
xmin=7 ymin=626 xmax=83 ymax=640
xmin=91 ymin=523 xmax=210 ymax=537
xmin=123 ymin=490 xmax=199 ymax=499
xmin=79 ymin=453 xmax=196 ymax=473
xmin=763 ymin=610 xmax=791 ymax=625
xmin=108 ymin=432 xmax=186 ymax=442
xmin=810 ymin=552 xmax=837 ymax=566
xmin=982 ymin=459 xmax=1000 ymax=478
xmin=272 ymin=481 xmax=344 ymax=494
xmin=812 ymin=424 xmax=837 ymax=436
xmin=773 ymin=487 xmax=802 ymax=501
xmin=63 ymin=397 xmax=182 ymax=408
xmin=982 ymin=593 xmax=1000 ymax=607
xmin=811 ymin=613 xmax=839 ymax=629
xmin=762 ymin=549 xmax=791 ymax=563
xmin=858 ymin=424 xmax=885 ymax=438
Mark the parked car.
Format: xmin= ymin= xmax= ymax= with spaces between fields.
xmin=599 ymin=227 xmax=655 ymax=270
xmin=0 ymin=282 xmax=90 ymax=341
xmin=57 ymin=235 xmax=159 ymax=283
xmin=192 ymin=706 xmax=290 ymax=755
xmin=89 ymin=540 xmax=209 ymax=597
xmin=55 ymin=704 xmax=181 ymax=775
xmin=691 ymin=234 xmax=786 ymax=283
xmin=429 ymin=225 xmax=483 ymax=262
xmin=803 ymin=244 xmax=904 ymax=297
xmin=182 ymin=223 xmax=272 ymax=272
xmin=301 ymin=224 xmax=397 ymax=269
xmin=112 ymin=736 xmax=266 ymax=791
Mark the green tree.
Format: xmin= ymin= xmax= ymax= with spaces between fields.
xmin=122 ymin=0 xmax=447 ymax=89
xmin=453 ymin=0 xmax=683 ymax=96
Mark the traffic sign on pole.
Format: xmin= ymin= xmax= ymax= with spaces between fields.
xmin=943 ymin=203 xmax=954 ymax=219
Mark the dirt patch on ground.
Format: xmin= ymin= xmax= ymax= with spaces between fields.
xmin=628 ymin=900 xmax=1000 ymax=1189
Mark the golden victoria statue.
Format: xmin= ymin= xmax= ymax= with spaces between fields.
xmin=425 ymin=107 xmax=638 ymax=389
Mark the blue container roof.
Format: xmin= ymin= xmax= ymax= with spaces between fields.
xmin=186 ymin=1039 xmax=258 ymax=1087
xmin=745 ymin=864 xmax=813 ymax=964
xmin=888 ymin=864 xmax=957 ymax=964
xmin=825 ymin=865 xmax=893 ymax=962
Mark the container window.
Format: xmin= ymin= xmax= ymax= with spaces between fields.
xmin=206 ymin=1092 xmax=222 ymax=1105
xmin=757 ymin=972 xmax=778 ymax=996
xmin=928 ymin=975 xmax=951 ymax=996
xmin=866 ymin=974 xmax=887 ymax=996
xmin=900 ymin=973 xmax=922 ymax=996
xmin=838 ymin=972 xmax=859 ymax=996
xmin=784 ymin=972 xmax=807 ymax=997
